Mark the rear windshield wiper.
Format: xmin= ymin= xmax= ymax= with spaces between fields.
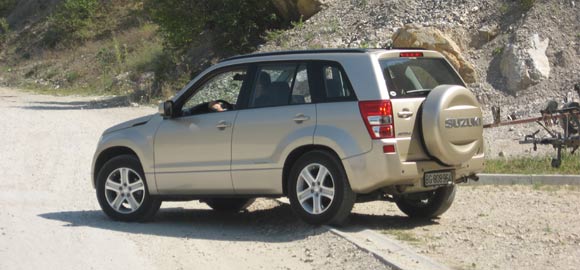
xmin=405 ymin=89 xmax=431 ymax=94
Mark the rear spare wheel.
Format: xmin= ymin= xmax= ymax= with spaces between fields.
xmin=421 ymin=85 xmax=483 ymax=166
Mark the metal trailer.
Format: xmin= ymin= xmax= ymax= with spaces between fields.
xmin=483 ymin=84 xmax=580 ymax=168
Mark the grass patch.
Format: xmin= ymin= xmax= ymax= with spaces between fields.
xmin=382 ymin=230 xmax=421 ymax=243
xmin=492 ymin=46 xmax=504 ymax=56
xmin=484 ymin=153 xmax=580 ymax=175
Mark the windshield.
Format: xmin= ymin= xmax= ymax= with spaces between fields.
xmin=380 ymin=58 xmax=464 ymax=98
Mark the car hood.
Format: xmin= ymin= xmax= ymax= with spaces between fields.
xmin=103 ymin=114 xmax=155 ymax=135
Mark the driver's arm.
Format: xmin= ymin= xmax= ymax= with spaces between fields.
xmin=208 ymin=101 xmax=226 ymax=112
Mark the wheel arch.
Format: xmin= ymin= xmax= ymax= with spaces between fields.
xmin=281 ymin=145 xmax=342 ymax=196
xmin=93 ymin=146 xmax=139 ymax=188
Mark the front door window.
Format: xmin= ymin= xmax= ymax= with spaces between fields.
xmin=181 ymin=68 xmax=247 ymax=116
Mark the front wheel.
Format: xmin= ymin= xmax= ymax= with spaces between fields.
xmin=287 ymin=150 xmax=356 ymax=226
xmin=96 ymin=155 xmax=161 ymax=222
xmin=395 ymin=185 xmax=456 ymax=219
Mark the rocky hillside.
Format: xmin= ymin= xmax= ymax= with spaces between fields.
xmin=0 ymin=0 xmax=578 ymax=118
xmin=262 ymin=0 xmax=579 ymax=119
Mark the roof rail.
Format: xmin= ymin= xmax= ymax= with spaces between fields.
xmin=220 ymin=47 xmax=429 ymax=62
xmin=221 ymin=49 xmax=369 ymax=62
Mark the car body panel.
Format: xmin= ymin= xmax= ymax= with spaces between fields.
xmin=91 ymin=115 xmax=163 ymax=193
xmin=313 ymin=101 xmax=372 ymax=158
xmin=231 ymin=104 xmax=316 ymax=194
xmin=153 ymin=111 xmax=238 ymax=194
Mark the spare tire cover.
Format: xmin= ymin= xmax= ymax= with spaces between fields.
xmin=422 ymin=85 xmax=483 ymax=166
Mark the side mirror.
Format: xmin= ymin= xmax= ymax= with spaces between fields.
xmin=159 ymin=100 xmax=174 ymax=118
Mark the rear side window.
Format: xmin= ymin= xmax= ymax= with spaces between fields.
xmin=291 ymin=64 xmax=311 ymax=104
xmin=248 ymin=63 xmax=312 ymax=108
xmin=322 ymin=65 xmax=354 ymax=100
xmin=380 ymin=58 xmax=464 ymax=99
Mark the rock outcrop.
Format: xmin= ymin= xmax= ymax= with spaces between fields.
xmin=500 ymin=34 xmax=550 ymax=93
xmin=470 ymin=24 xmax=500 ymax=48
xmin=272 ymin=0 xmax=322 ymax=21
xmin=392 ymin=24 xmax=477 ymax=83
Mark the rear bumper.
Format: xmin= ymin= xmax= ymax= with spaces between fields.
xmin=342 ymin=140 xmax=485 ymax=194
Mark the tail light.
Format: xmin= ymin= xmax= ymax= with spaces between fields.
xmin=400 ymin=52 xmax=423 ymax=57
xmin=359 ymin=100 xmax=395 ymax=139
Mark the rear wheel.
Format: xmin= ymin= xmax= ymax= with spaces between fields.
xmin=205 ymin=198 xmax=254 ymax=212
xmin=96 ymin=155 xmax=161 ymax=222
xmin=288 ymin=150 xmax=356 ymax=226
xmin=395 ymin=185 xmax=456 ymax=219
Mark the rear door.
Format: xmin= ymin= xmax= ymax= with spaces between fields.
xmin=231 ymin=62 xmax=316 ymax=194
xmin=380 ymin=55 xmax=466 ymax=161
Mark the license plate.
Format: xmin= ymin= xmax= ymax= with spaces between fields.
xmin=424 ymin=171 xmax=453 ymax=187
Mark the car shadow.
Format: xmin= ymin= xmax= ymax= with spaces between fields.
xmin=19 ymin=96 xmax=132 ymax=111
xmin=40 ymin=202 xmax=437 ymax=243
xmin=39 ymin=203 xmax=327 ymax=243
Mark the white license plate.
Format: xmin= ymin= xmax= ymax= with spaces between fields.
xmin=424 ymin=171 xmax=453 ymax=187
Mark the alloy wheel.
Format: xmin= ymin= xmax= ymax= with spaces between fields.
xmin=104 ymin=167 xmax=146 ymax=214
xmin=296 ymin=163 xmax=335 ymax=215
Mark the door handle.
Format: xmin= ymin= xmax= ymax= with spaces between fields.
xmin=216 ymin=120 xmax=231 ymax=129
xmin=397 ymin=111 xmax=414 ymax=118
xmin=293 ymin=114 xmax=311 ymax=123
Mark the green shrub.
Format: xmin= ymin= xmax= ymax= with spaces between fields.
xmin=499 ymin=3 xmax=509 ymax=14
xmin=0 ymin=0 xmax=16 ymax=17
xmin=66 ymin=71 xmax=80 ymax=82
xmin=520 ymin=0 xmax=535 ymax=10
xmin=0 ymin=17 xmax=8 ymax=34
xmin=144 ymin=0 xmax=284 ymax=54
xmin=96 ymin=46 xmax=117 ymax=74
xmin=45 ymin=0 xmax=98 ymax=46
xmin=492 ymin=46 xmax=504 ymax=56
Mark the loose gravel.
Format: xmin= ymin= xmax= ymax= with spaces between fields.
xmin=3 ymin=87 xmax=578 ymax=270
xmin=0 ymin=88 xmax=389 ymax=270
xmin=350 ymin=185 xmax=580 ymax=270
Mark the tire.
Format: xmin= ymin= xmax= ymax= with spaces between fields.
xmin=96 ymin=155 xmax=161 ymax=222
xmin=287 ymin=150 xmax=356 ymax=226
xmin=395 ymin=185 xmax=456 ymax=219
xmin=205 ymin=198 xmax=255 ymax=212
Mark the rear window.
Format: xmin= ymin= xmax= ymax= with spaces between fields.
xmin=380 ymin=58 xmax=464 ymax=99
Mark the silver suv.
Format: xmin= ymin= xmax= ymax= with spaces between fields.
xmin=92 ymin=49 xmax=484 ymax=225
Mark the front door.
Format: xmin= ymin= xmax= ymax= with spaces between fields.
xmin=154 ymin=67 xmax=248 ymax=194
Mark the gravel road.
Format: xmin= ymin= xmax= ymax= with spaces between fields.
xmin=353 ymin=185 xmax=580 ymax=270
xmin=2 ymin=87 xmax=579 ymax=270
xmin=0 ymin=88 xmax=390 ymax=270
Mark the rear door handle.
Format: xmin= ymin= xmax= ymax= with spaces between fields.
xmin=293 ymin=114 xmax=311 ymax=123
xmin=216 ymin=120 xmax=231 ymax=129
xmin=397 ymin=111 xmax=414 ymax=118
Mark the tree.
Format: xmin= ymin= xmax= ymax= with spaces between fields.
xmin=144 ymin=0 xmax=283 ymax=54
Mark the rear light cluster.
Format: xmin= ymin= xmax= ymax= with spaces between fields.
xmin=359 ymin=100 xmax=395 ymax=139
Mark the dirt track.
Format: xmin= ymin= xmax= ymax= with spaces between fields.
xmin=2 ymin=87 xmax=580 ymax=270
xmin=0 ymin=88 xmax=390 ymax=270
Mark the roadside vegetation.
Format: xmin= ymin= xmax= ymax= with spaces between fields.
xmin=0 ymin=0 xmax=289 ymax=100
xmin=484 ymin=153 xmax=580 ymax=174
